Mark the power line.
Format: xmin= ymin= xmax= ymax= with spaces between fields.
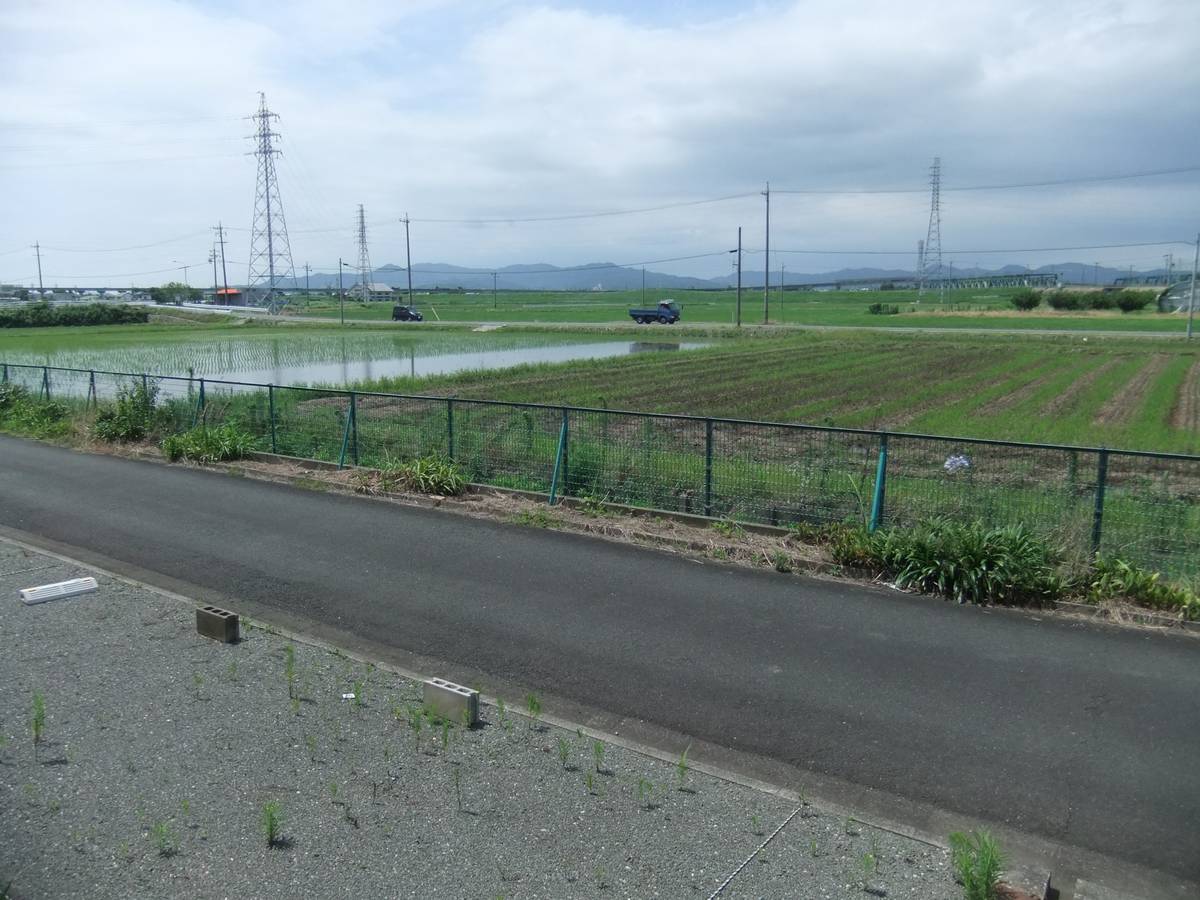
xmin=757 ymin=239 xmax=1193 ymax=256
xmin=40 ymin=232 xmax=212 ymax=253
xmin=411 ymin=193 xmax=758 ymax=224
xmin=773 ymin=164 xmax=1200 ymax=195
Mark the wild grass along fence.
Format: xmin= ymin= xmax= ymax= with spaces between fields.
xmin=5 ymin=362 xmax=1198 ymax=581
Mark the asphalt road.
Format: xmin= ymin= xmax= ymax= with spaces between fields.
xmin=2 ymin=436 xmax=1198 ymax=888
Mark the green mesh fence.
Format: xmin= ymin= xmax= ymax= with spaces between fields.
xmin=3 ymin=363 xmax=1197 ymax=580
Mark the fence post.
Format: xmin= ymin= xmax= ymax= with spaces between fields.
xmin=42 ymin=366 xmax=50 ymax=400
xmin=2 ymin=363 xmax=7 ymax=383
xmin=1090 ymin=448 xmax=1108 ymax=557
xmin=548 ymin=411 xmax=569 ymax=505
xmin=268 ymin=384 xmax=278 ymax=454
xmin=88 ymin=371 xmax=97 ymax=409
xmin=704 ymin=418 xmax=714 ymax=517
xmin=337 ymin=398 xmax=353 ymax=469
xmin=141 ymin=373 xmax=148 ymax=397
xmin=349 ymin=391 xmax=359 ymax=466
xmin=447 ymin=398 xmax=455 ymax=461
xmin=869 ymin=433 xmax=889 ymax=532
xmin=193 ymin=378 xmax=206 ymax=427
xmin=560 ymin=407 xmax=569 ymax=497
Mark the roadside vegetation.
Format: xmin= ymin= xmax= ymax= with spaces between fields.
xmin=0 ymin=302 xmax=149 ymax=329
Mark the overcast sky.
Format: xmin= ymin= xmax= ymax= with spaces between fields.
xmin=2 ymin=0 xmax=1198 ymax=287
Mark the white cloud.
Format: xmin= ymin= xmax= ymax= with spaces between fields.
xmin=1 ymin=0 xmax=1197 ymax=284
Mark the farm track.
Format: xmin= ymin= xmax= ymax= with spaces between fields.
xmin=1169 ymin=359 xmax=1200 ymax=432
xmin=1094 ymin=354 xmax=1171 ymax=427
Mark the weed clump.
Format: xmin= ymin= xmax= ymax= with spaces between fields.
xmin=94 ymin=380 xmax=160 ymax=442
xmin=161 ymin=424 xmax=255 ymax=463
xmin=949 ymin=830 xmax=1003 ymax=900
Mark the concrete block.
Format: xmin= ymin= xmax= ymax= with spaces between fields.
xmin=196 ymin=605 xmax=239 ymax=643
xmin=422 ymin=677 xmax=479 ymax=727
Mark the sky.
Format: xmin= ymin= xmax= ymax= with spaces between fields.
xmin=1 ymin=0 xmax=1199 ymax=287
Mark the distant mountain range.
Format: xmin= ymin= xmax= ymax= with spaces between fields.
xmin=300 ymin=260 xmax=1164 ymax=292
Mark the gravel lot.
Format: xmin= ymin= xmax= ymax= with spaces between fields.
xmin=0 ymin=540 xmax=963 ymax=899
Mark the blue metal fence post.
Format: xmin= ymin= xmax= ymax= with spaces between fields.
xmin=560 ymin=407 xmax=569 ymax=497
xmin=704 ymin=418 xmax=714 ymax=517
xmin=1091 ymin=448 xmax=1109 ymax=557
xmin=141 ymin=373 xmax=149 ymax=397
xmin=869 ymin=433 xmax=889 ymax=532
xmin=41 ymin=366 xmax=49 ymax=400
xmin=349 ymin=391 xmax=359 ymax=465
xmin=548 ymin=411 xmax=569 ymax=505
xmin=337 ymin=398 xmax=352 ymax=469
xmin=447 ymin=398 xmax=455 ymax=461
xmin=268 ymin=384 xmax=278 ymax=454
xmin=193 ymin=378 xmax=206 ymax=427
xmin=88 ymin=370 xmax=97 ymax=408
xmin=2 ymin=363 xmax=8 ymax=383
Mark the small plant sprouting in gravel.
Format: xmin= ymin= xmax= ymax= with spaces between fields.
xmin=261 ymin=801 xmax=283 ymax=848
xmin=226 ymin=661 xmax=238 ymax=682
xmin=150 ymin=821 xmax=177 ymax=857
xmin=453 ymin=767 xmax=463 ymax=813
xmin=558 ymin=737 xmax=571 ymax=769
xmin=284 ymin=645 xmax=296 ymax=700
xmin=352 ymin=680 xmax=365 ymax=708
xmin=329 ymin=782 xmax=339 ymax=800
xmin=525 ymin=693 xmax=542 ymax=729
xmin=949 ymin=829 xmax=1004 ymax=900
xmin=441 ymin=719 xmax=451 ymax=750
xmin=585 ymin=772 xmax=595 ymax=795
xmin=497 ymin=698 xmax=511 ymax=733
xmin=305 ymin=734 xmax=317 ymax=763
xmin=636 ymin=778 xmax=654 ymax=810
xmin=30 ymin=691 xmax=46 ymax=759
xmin=461 ymin=707 xmax=473 ymax=732
xmin=711 ymin=518 xmax=743 ymax=538
xmin=771 ymin=550 xmax=793 ymax=573
xmin=810 ymin=839 xmax=820 ymax=858
xmin=407 ymin=705 xmax=423 ymax=752
xmin=592 ymin=739 xmax=605 ymax=774
xmin=844 ymin=816 xmax=860 ymax=836
xmin=676 ymin=745 xmax=690 ymax=790
xmin=192 ymin=672 xmax=203 ymax=700
xmin=751 ymin=815 xmax=764 ymax=836
xmin=594 ymin=865 xmax=608 ymax=891
xmin=860 ymin=852 xmax=878 ymax=890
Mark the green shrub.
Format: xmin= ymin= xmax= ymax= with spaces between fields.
xmin=949 ymin=830 xmax=1003 ymax=900
xmin=1045 ymin=290 xmax=1082 ymax=311
xmin=1089 ymin=556 xmax=1200 ymax=620
xmin=379 ymin=455 xmax=466 ymax=495
xmin=867 ymin=303 xmax=900 ymax=315
xmin=0 ymin=302 xmax=149 ymax=329
xmin=0 ymin=384 xmax=72 ymax=438
xmin=1115 ymin=290 xmax=1151 ymax=313
xmin=1009 ymin=289 xmax=1039 ymax=310
xmin=875 ymin=518 xmax=1065 ymax=606
xmin=1086 ymin=292 xmax=1116 ymax=310
xmin=93 ymin=380 xmax=160 ymax=442
xmin=161 ymin=424 xmax=256 ymax=463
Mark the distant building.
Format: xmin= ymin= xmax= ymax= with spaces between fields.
xmin=215 ymin=287 xmax=246 ymax=306
xmin=350 ymin=282 xmax=395 ymax=301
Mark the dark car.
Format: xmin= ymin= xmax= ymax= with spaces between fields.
xmin=392 ymin=305 xmax=424 ymax=322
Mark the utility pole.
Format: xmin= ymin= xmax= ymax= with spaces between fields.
xmin=492 ymin=271 xmax=497 ymax=310
xmin=1094 ymin=261 xmax=1100 ymax=286
xmin=402 ymin=215 xmax=414 ymax=307
xmin=215 ymin=222 xmax=230 ymax=297
xmin=734 ymin=227 xmax=742 ymax=328
xmin=32 ymin=242 xmax=43 ymax=292
xmin=762 ymin=182 xmax=770 ymax=324
xmin=641 ymin=266 xmax=645 ymax=306
xmin=338 ymin=257 xmax=346 ymax=326
xmin=1164 ymin=253 xmax=1172 ymax=286
xmin=780 ymin=262 xmax=785 ymax=323
xmin=210 ymin=247 xmax=218 ymax=304
xmin=304 ymin=263 xmax=311 ymax=299
xmin=1187 ymin=233 xmax=1198 ymax=340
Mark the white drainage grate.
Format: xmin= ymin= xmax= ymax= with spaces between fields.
xmin=18 ymin=577 xmax=99 ymax=606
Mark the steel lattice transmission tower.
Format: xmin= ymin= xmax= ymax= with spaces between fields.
xmin=918 ymin=157 xmax=943 ymax=299
xmin=355 ymin=204 xmax=373 ymax=303
xmin=246 ymin=93 xmax=296 ymax=313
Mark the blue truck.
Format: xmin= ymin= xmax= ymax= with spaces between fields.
xmin=628 ymin=300 xmax=681 ymax=324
